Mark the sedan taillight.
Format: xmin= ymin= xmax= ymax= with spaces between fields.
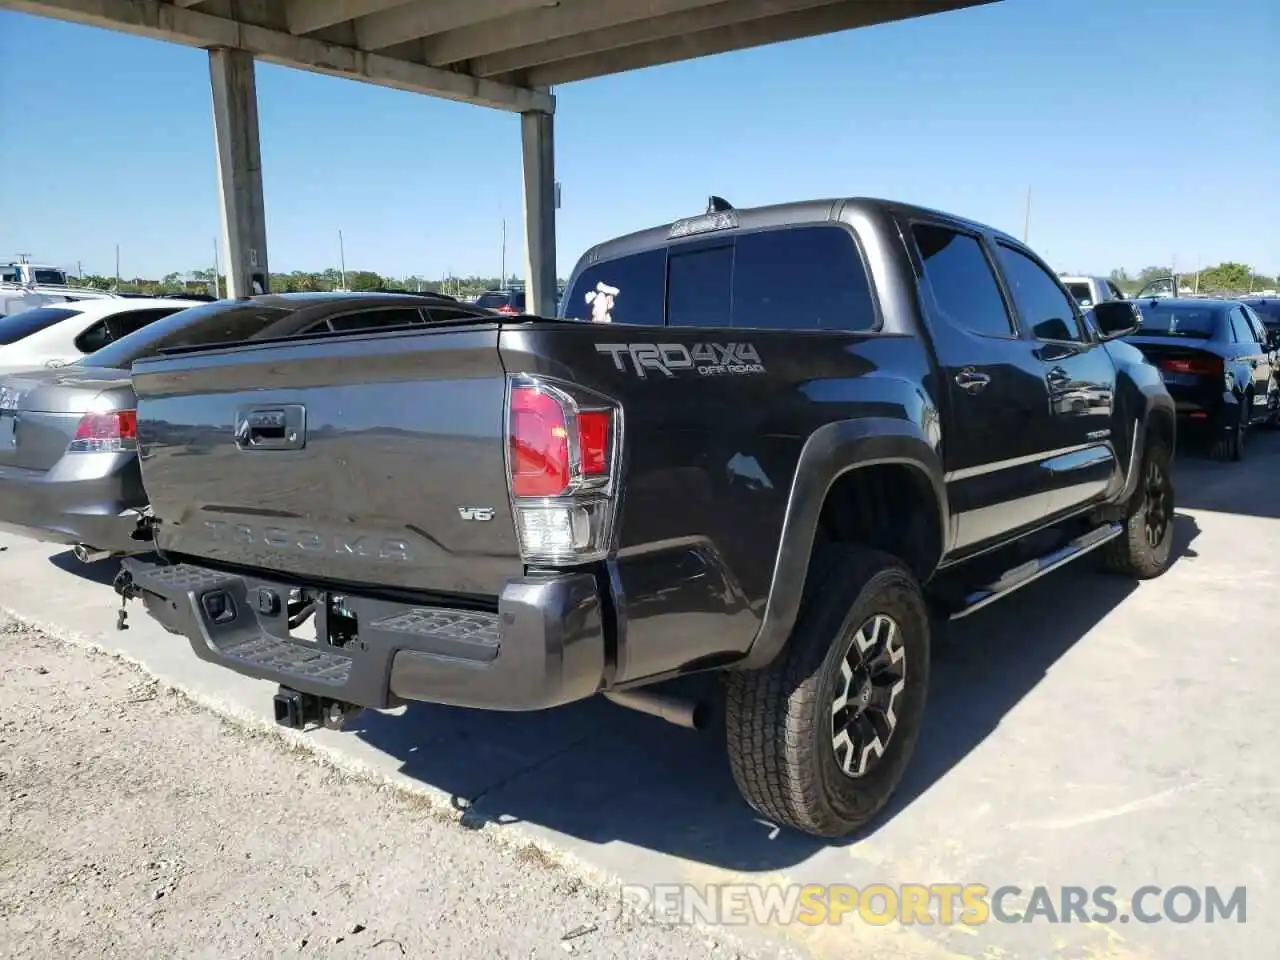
xmin=68 ymin=410 xmax=137 ymax=453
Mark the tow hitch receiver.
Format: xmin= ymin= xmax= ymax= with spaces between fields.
xmin=273 ymin=687 xmax=362 ymax=731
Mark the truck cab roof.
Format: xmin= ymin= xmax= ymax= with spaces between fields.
xmin=574 ymin=196 xmax=1019 ymax=268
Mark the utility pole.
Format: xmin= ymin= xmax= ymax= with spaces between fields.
xmin=212 ymin=236 xmax=222 ymax=298
xmin=76 ymin=260 xmax=83 ymax=279
xmin=1022 ymin=185 xmax=1032 ymax=244
xmin=500 ymin=218 xmax=507 ymax=289
xmin=338 ymin=229 xmax=347 ymax=290
xmin=115 ymin=244 xmax=121 ymax=290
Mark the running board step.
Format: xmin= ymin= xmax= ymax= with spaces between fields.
xmin=950 ymin=522 xmax=1124 ymax=621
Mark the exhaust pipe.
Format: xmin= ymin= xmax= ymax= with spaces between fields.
xmin=73 ymin=544 xmax=112 ymax=564
xmin=604 ymin=689 xmax=711 ymax=730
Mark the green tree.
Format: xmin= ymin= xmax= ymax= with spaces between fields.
xmin=1196 ymin=261 xmax=1252 ymax=294
xmin=346 ymin=270 xmax=385 ymax=291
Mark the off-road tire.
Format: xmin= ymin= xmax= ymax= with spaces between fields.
xmin=724 ymin=547 xmax=930 ymax=838
xmin=1210 ymin=398 xmax=1246 ymax=461
xmin=1099 ymin=439 xmax=1175 ymax=579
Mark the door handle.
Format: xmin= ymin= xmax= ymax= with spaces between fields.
xmin=234 ymin=404 xmax=306 ymax=451
xmin=954 ymin=368 xmax=991 ymax=394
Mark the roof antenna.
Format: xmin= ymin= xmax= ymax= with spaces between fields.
xmin=706 ymin=196 xmax=733 ymax=213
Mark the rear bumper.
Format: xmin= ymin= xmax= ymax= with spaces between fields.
xmin=0 ymin=455 xmax=147 ymax=552
xmin=1169 ymin=389 xmax=1241 ymax=431
xmin=119 ymin=557 xmax=607 ymax=712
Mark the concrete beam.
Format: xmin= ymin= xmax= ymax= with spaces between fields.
xmin=285 ymin=0 xmax=412 ymax=36
xmin=0 ymin=0 xmax=553 ymax=113
xmin=517 ymin=0 xmax=995 ymax=86
xmin=422 ymin=0 xmax=723 ymax=67
xmin=521 ymin=109 xmax=557 ymax=319
xmin=353 ymin=0 xmax=550 ymax=52
xmin=471 ymin=0 xmax=838 ymax=76
xmin=209 ymin=48 xmax=269 ymax=298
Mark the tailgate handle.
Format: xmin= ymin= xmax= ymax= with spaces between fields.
xmin=235 ymin=405 xmax=306 ymax=451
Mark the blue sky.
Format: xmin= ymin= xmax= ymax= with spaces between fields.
xmin=1 ymin=0 xmax=1276 ymax=281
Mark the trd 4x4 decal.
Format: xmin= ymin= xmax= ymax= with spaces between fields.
xmin=596 ymin=342 xmax=765 ymax=378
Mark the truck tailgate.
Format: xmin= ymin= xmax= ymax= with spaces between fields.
xmin=131 ymin=327 xmax=522 ymax=598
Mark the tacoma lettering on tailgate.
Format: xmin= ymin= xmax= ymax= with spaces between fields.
xmin=203 ymin=520 xmax=412 ymax=562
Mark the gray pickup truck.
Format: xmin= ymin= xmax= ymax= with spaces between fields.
xmin=116 ymin=196 xmax=1176 ymax=837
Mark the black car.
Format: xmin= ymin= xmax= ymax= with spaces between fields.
xmin=1126 ymin=298 xmax=1278 ymax=460
xmin=474 ymin=288 xmax=526 ymax=315
xmin=0 ymin=292 xmax=491 ymax=557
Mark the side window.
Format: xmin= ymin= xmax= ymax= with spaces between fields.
xmin=1226 ymin=309 xmax=1245 ymax=343
xmin=424 ymin=306 xmax=487 ymax=324
xmin=995 ymin=243 xmax=1086 ymax=343
xmin=327 ymin=307 xmax=425 ymax=332
xmin=74 ymin=320 xmax=112 ymax=354
xmin=731 ymin=226 xmax=877 ymax=331
xmin=563 ymin=250 xmax=666 ymax=325
xmin=1242 ymin=307 xmax=1268 ymax=345
xmin=106 ymin=308 xmax=180 ymax=341
xmin=666 ymin=243 xmax=733 ymax=328
xmin=1107 ymin=281 xmax=1126 ymax=301
xmin=911 ymin=223 xmax=1015 ymax=339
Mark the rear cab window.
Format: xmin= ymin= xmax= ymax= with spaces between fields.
xmin=564 ymin=223 xmax=877 ymax=332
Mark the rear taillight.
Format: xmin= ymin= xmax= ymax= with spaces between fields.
xmin=1159 ymin=356 xmax=1222 ymax=376
xmin=68 ymin=410 xmax=137 ymax=453
xmin=506 ymin=376 xmax=619 ymax=565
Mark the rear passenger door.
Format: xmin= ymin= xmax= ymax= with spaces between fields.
xmin=907 ymin=221 xmax=1054 ymax=552
xmin=992 ymin=241 xmax=1119 ymax=515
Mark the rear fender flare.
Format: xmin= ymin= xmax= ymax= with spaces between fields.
xmin=737 ymin=418 xmax=947 ymax=670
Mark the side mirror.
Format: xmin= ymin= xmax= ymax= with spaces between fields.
xmin=1092 ymin=301 xmax=1142 ymax=341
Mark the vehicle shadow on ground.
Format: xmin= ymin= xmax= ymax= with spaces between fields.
xmin=47 ymin=550 xmax=123 ymax=586
xmin=1174 ymin=428 xmax=1280 ymax=519
xmin=353 ymin=513 xmax=1201 ymax=872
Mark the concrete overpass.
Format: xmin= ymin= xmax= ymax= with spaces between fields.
xmin=1 ymin=0 xmax=997 ymax=312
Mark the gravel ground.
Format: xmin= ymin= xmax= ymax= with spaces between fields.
xmin=0 ymin=616 xmax=773 ymax=960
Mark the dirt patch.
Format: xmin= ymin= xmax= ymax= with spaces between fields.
xmin=0 ymin=615 xmax=765 ymax=959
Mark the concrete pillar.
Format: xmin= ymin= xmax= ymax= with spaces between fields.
xmin=209 ymin=48 xmax=269 ymax=298
xmin=520 ymin=109 xmax=557 ymax=317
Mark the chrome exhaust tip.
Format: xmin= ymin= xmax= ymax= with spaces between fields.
xmin=604 ymin=689 xmax=711 ymax=730
xmin=73 ymin=544 xmax=112 ymax=564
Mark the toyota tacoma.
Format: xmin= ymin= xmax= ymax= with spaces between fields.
xmin=115 ymin=196 xmax=1176 ymax=837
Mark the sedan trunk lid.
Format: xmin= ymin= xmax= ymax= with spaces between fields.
xmin=0 ymin=365 xmax=134 ymax=471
